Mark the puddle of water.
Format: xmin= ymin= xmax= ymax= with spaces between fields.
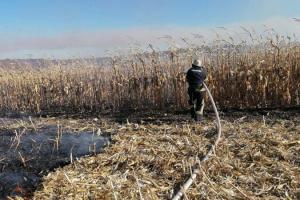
xmin=0 ymin=125 xmax=111 ymax=198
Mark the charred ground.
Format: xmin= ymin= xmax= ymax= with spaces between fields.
xmin=0 ymin=109 xmax=298 ymax=199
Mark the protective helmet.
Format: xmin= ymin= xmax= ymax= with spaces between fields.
xmin=192 ymin=59 xmax=202 ymax=67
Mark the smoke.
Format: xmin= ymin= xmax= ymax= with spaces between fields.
xmin=1 ymin=16 xmax=300 ymax=59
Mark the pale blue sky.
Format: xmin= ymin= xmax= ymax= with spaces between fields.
xmin=0 ymin=0 xmax=300 ymax=58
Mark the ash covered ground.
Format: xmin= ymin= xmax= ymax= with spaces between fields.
xmin=0 ymin=118 xmax=111 ymax=198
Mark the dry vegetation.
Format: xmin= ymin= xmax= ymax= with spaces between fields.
xmin=0 ymin=32 xmax=299 ymax=115
xmin=33 ymin=112 xmax=300 ymax=200
xmin=1 ymin=31 xmax=300 ymax=200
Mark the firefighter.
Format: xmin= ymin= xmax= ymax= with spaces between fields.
xmin=186 ymin=59 xmax=207 ymax=121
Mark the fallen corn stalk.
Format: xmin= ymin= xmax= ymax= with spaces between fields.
xmin=172 ymin=83 xmax=222 ymax=200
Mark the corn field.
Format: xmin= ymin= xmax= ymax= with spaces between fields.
xmin=0 ymin=34 xmax=299 ymax=114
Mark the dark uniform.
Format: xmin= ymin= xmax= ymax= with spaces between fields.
xmin=186 ymin=64 xmax=207 ymax=121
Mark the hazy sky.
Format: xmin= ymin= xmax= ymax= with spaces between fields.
xmin=0 ymin=0 xmax=300 ymax=59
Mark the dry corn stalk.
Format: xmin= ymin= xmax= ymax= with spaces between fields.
xmin=0 ymin=32 xmax=299 ymax=114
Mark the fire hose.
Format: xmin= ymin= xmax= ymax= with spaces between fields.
xmin=171 ymin=83 xmax=222 ymax=200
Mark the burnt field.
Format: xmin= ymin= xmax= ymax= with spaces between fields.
xmin=0 ymin=33 xmax=299 ymax=199
xmin=0 ymin=110 xmax=299 ymax=199
xmin=0 ymin=117 xmax=111 ymax=199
